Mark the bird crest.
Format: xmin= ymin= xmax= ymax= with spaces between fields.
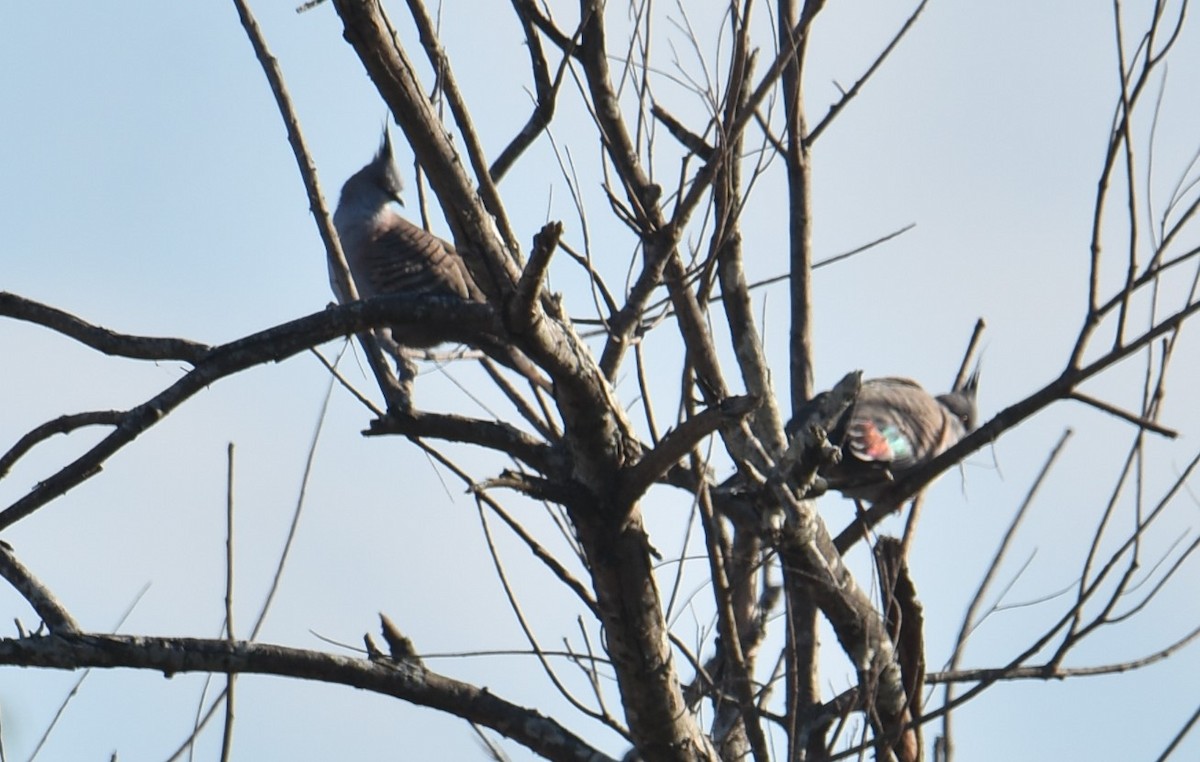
xmin=937 ymin=362 xmax=981 ymax=431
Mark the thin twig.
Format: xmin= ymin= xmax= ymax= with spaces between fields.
xmin=1070 ymin=390 xmax=1178 ymax=437
xmin=940 ymin=429 xmax=1072 ymax=757
xmin=25 ymin=584 xmax=150 ymax=762
xmin=220 ymin=443 xmax=237 ymax=762
xmin=806 ymin=0 xmax=931 ymax=145
xmin=0 ymin=411 xmax=124 ymax=479
xmin=403 ymin=0 xmax=521 ymax=259
xmin=473 ymin=490 xmax=629 ymax=737
xmin=232 ymin=0 xmax=405 ymax=411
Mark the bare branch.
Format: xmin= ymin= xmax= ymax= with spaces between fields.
xmin=928 ymin=620 xmax=1200 ymax=684
xmin=474 ymin=488 xmax=628 ymax=737
xmin=806 ymin=0 xmax=931 ymax=145
xmin=510 ymin=221 xmax=563 ymax=333
xmin=940 ymin=429 xmax=1073 ymax=757
xmin=0 ymin=545 xmax=80 ymax=635
xmin=0 ymin=411 xmax=122 ymax=480
xmin=221 ymin=442 xmax=237 ymax=762
xmin=509 ymin=0 xmax=576 ymax=54
xmin=1069 ymin=391 xmax=1178 ymax=437
xmin=366 ymin=409 xmax=560 ymax=476
xmin=619 ymin=394 xmax=758 ymax=508
xmin=0 ymin=633 xmax=615 ymax=762
xmin=1155 ymin=702 xmax=1200 ymax=762
xmin=651 ymin=102 xmax=714 ymax=159
xmin=0 ymin=295 xmax=524 ymax=532
xmin=0 ymin=292 xmax=208 ymax=363
xmin=402 ymin=0 xmax=521 ymax=256
xmin=491 ymin=2 xmax=579 ymax=181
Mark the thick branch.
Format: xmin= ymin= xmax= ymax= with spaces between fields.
xmin=366 ymin=410 xmax=561 ymax=476
xmin=510 ymin=221 xmax=563 ymax=333
xmin=618 ymin=395 xmax=757 ymax=508
xmin=0 ymin=545 xmax=80 ymax=635
xmin=0 ymin=633 xmax=613 ymax=762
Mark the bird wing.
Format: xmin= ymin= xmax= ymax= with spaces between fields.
xmin=809 ymin=377 xmax=970 ymax=501
xmin=844 ymin=378 xmax=941 ymax=470
xmin=362 ymin=213 xmax=474 ymax=300
xmin=845 ymin=418 xmax=913 ymax=463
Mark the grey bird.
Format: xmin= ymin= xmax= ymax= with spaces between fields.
xmin=333 ymin=128 xmax=481 ymax=348
xmin=791 ymin=371 xmax=980 ymax=503
xmin=332 ymin=129 xmax=545 ymax=398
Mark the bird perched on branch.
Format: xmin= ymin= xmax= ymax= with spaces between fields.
xmin=332 ymin=129 xmax=546 ymax=402
xmin=791 ymin=371 xmax=980 ymax=503
xmin=333 ymin=129 xmax=482 ymax=344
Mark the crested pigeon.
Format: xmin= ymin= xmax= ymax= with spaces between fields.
xmin=791 ymin=372 xmax=980 ymax=502
xmin=333 ymin=129 xmax=482 ymax=349
xmin=332 ymin=129 xmax=546 ymax=399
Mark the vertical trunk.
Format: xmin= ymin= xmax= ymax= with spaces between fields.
xmin=572 ymin=505 xmax=719 ymax=761
xmin=780 ymin=1 xmax=822 ymax=759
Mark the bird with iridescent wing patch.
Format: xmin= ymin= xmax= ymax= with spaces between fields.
xmin=790 ymin=370 xmax=980 ymax=503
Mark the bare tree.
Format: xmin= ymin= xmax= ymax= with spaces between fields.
xmin=2 ymin=1 xmax=1199 ymax=760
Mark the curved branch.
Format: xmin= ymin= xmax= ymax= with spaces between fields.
xmin=0 ymin=296 xmax=525 ymax=532
xmin=0 ymin=633 xmax=614 ymax=762
xmin=0 ymin=292 xmax=209 ymax=363
xmin=0 ymin=411 xmax=123 ymax=480
xmin=491 ymin=1 xmax=578 ymax=181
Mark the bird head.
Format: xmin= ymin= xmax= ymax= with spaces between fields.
xmin=366 ymin=126 xmax=406 ymax=207
xmin=936 ymin=364 xmax=980 ymax=431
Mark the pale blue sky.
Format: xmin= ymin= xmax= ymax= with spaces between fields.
xmin=3 ymin=2 xmax=1199 ymax=760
